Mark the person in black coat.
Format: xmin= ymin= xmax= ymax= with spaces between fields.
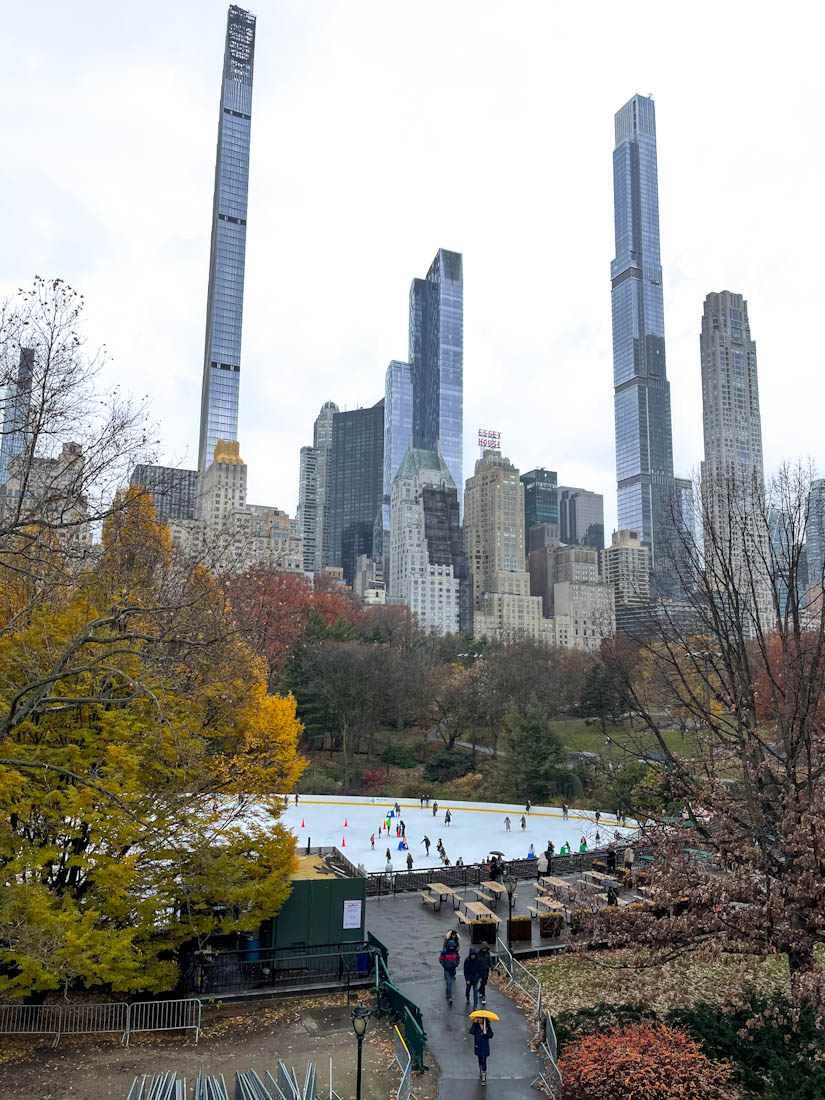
xmin=469 ymin=1017 xmax=494 ymax=1085
xmin=476 ymin=943 xmax=492 ymax=1004
xmin=463 ymin=947 xmax=481 ymax=1010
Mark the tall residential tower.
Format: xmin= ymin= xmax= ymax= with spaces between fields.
xmin=611 ymin=95 xmax=676 ymax=581
xmin=198 ymin=6 xmax=256 ymax=472
xmin=410 ymin=249 xmax=464 ymax=510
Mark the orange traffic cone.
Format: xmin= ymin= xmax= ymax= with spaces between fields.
xmin=342 ymin=836 xmax=346 ymax=847
xmin=301 ymin=819 xmax=305 ymax=828
xmin=344 ymin=818 xmax=348 ymax=827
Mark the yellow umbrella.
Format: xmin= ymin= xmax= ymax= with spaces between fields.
xmin=469 ymin=1009 xmax=500 ymax=1021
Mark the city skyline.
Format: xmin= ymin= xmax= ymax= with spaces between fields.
xmin=3 ymin=2 xmax=822 ymax=530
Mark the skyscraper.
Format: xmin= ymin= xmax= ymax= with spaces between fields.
xmin=700 ymin=291 xmax=770 ymax=629
xmin=611 ymin=94 xmax=676 ymax=578
xmin=558 ymin=486 xmax=605 ymax=551
xmin=807 ymin=479 xmax=825 ymax=594
xmin=197 ymin=6 xmax=256 ymax=473
xmin=328 ymin=401 xmax=384 ymax=586
xmin=297 ymin=445 xmax=318 ymax=572
xmin=313 ymin=400 xmax=338 ymax=570
xmin=130 ymin=464 xmax=199 ymax=521
xmin=520 ymin=468 xmax=558 ymax=547
xmin=0 ymin=347 xmax=33 ymax=486
xmin=410 ymin=249 xmax=463 ymax=509
xmin=390 ymin=447 xmax=470 ymax=635
xmin=700 ymin=292 xmax=764 ymax=490
xmin=384 ymin=360 xmax=413 ymax=499
xmin=464 ymin=451 xmax=546 ymax=642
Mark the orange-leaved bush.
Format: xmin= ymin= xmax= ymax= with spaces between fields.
xmin=559 ymin=1022 xmax=740 ymax=1100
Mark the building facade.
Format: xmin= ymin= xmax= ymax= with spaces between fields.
xmin=4 ymin=442 xmax=91 ymax=548
xmin=410 ymin=249 xmax=463 ymax=510
xmin=520 ymin=468 xmax=558 ymax=545
xmin=611 ymin=94 xmax=676 ymax=580
xmin=328 ymin=401 xmax=384 ymax=586
xmin=464 ymin=451 xmax=547 ymax=641
xmin=699 ymin=291 xmax=770 ymax=628
xmin=558 ymin=486 xmax=605 ymax=551
xmin=807 ymin=479 xmax=825 ymax=595
xmin=198 ymin=5 xmax=256 ymax=472
xmin=528 ymin=526 xmax=615 ymax=651
xmin=297 ymin=445 xmax=318 ymax=572
xmin=0 ymin=347 xmax=34 ymax=487
xmin=390 ymin=448 xmax=469 ymax=635
xmin=130 ymin=464 xmax=199 ymax=521
xmin=601 ymin=528 xmax=651 ymax=607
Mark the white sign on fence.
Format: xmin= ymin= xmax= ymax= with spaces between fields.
xmin=343 ymin=899 xmax=362 ymax=929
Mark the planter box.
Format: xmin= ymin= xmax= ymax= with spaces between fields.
xmin=539 ymin=913 xmax=563 ymax=938
xmin=507 ymin=916 xmax=532 ymax=943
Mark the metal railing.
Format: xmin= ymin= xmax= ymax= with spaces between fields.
xmin=495 ymin=937 xmax=542 ymax=1023
xmin=392 ymin=1025 xmax=413 ymax=1100
xmin=0 ymin=998 xmax=201 ymax=1048
xmin=366 ymin=846 xmax=649 ymax=896
xmin=129 ymin=1061 xmax=323 ymax=1099
xmin=180 ymin=942 xmax=376 ymax=996
xmin=534 ymin=1011 xmax=564 ymax=1098
xmin=374 ymin=956 xmax=427 ymax=1071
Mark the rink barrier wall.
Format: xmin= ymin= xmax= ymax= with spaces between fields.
xmin=365 ymin=846 xmax=649 ymax=896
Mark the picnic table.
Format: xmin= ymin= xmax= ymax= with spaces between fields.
xmin=459 ymin=900 xmax=501 ymax=925
xmin=482 ymin=880 xmax=507 ymax=908
xmin=427 ymin=882 xmax=463 ymax=910
xmin=540 ymin=876 xmax=575 ymax=895
xmin=583 ymin=869 xmax=620 ymax=889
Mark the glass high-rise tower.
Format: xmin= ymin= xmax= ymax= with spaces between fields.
xmin=198 ymin=5 xmax=256 ymax=473
xmin=611 ymin=94 xmax=675 ymax=577
xmin=410 ymin=249 xmax=463 ymax=510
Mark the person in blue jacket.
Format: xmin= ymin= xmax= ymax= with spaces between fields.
xmin=463 ymin=947 xmax=481 ymax=1009
xmin=438 ymin=939 xmax=460 ymax=1005
xmin=469 ymin=1017 xmax=494 ymax=1085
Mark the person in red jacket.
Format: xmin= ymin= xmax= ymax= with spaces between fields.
xmin=438 ymin=938 xmax=460 ymax=1005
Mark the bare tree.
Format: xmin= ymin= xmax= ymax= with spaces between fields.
xmin=599 ymin=463 xmax=825 ymax=998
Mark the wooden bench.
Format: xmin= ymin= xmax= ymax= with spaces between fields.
xmin=419 ymin=891 xmax=442 ymax=911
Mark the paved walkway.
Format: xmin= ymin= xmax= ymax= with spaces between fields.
xmin=368 ymin=893 xmax=543 ymax=1098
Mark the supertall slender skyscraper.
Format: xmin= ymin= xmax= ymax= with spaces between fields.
xmin=611 ymin=95 xmax=676 ymax=578
xmin=198 ymin=6 xmax=256 ymax=472
xmin=410 ymin=249 xmax=463 ymax=509
xmin=0 ymin=347 xmax=34 ymax=486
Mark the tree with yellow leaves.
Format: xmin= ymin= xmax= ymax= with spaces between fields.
xmin=0 ymin=487 xmax=305 ymax=997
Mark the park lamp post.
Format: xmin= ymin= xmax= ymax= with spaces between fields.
xmin=351 ymin=1003 xmax=372 ymax=1100
xmin=504 ymin=875 xmax=517 ymax=947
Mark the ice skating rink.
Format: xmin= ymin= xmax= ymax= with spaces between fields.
xmin=275 ymin=795 xmax=637 ymax=873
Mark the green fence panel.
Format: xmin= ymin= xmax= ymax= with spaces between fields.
xmin=402 ymin=1006 xmax=427 ymax=1072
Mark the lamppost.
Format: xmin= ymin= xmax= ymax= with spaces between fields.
xmin=351 ymin=1003 xmax=372 ymax=1100
xmin=504 ymin=875 xmax=517 ymax=947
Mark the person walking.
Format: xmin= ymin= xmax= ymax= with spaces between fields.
xmin=439 ymin=938 xmax=460 ymax=1006
xmin=401 ymin=820 xmax=406 ymax=837
xmin=443 ymin=929 xmax=461 ymax=952
xmin=406 ymin=852 xmax=414 ymax=871
xmin=420 ymin=795 xmax=424 ymax=808
xmin=445 ymin=809 xmax=452 ymax=826
xmin=520 ymin=815 xmax=527 ymax=830
xmin=624 ymin=845 xmax=635 ymax=871
xmin=422 ymin=835 xmax=431 ymax=856
xmin=470 ymin=1016 xmax=494 ymax=1085
xmin=562 ymin=803 xmax=568 ymax=820
xmin=477 ymin=942 xmax=491 ymax=1004
xmin=432 ymin=800 xmax=439 ymax=816
xmin=463 ymin=947 xmax=481 ymax=1010
xmin=606 ymin=844 xmax=617 ymax=872
xmin=395 ymin=802 xmax=401 ymax=816
xmin=370 ymin=834 xmax=375 ymax=850
xmin=385 ymin=847 xmax=392 ymax=862
xmin=595 ymin=810 xmax=601 ymax=826
xmin=504 ymin=816 xmax=511 ymax=833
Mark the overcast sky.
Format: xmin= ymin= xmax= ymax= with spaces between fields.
xmin=4 ymin=1 xmax=824 ymax=531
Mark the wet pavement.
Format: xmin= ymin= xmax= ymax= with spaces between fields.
xmin=367 ymin=892 xmax=544 ymax=1099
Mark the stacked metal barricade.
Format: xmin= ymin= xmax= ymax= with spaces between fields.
xmin=126 ymin=1062 xmax=320 ymax=1100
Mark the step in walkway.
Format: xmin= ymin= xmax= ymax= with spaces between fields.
xmin=368 ymin=893 xmax=543 ymax=1098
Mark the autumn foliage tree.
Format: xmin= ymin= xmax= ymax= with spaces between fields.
xmin=0 ymin=487 xmax=304 ymax=997
xmin=559 ymin=1023 xmax=739 ymax=1100
xmin=598 ymin=464 xmax=825 ymax=998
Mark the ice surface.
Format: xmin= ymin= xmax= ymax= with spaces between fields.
xmin=268 ymin=795 xmax=638 ymax=873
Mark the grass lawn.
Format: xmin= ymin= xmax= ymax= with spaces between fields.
xmin=552 ymin=717 xmax=701 ymax=760
xmin=527 ymin=948 xmax=788 ymax=1018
